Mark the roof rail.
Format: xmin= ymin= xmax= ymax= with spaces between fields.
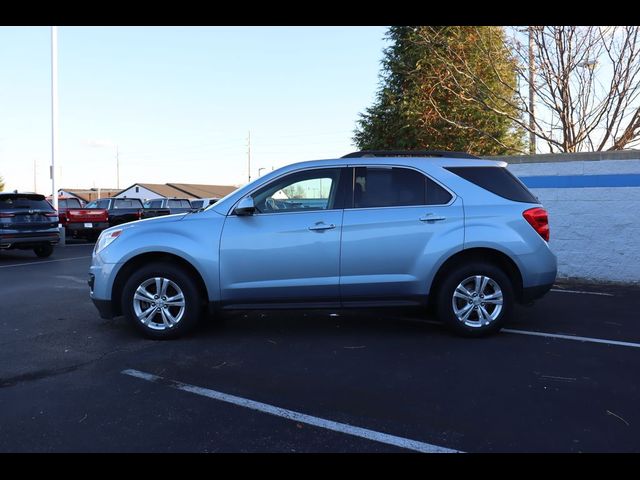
xmin=341 ymin=150 xmax=479 ymax=159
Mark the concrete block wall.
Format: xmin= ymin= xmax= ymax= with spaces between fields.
xmin=493 ymin=152 xmax=640 ymax=284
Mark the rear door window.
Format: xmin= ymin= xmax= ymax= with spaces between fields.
xmin=351 ymin=167 xmax=451 ymax=208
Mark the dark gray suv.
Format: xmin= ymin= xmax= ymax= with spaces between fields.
xmin=0 ymin=192 xmax=60 ymax=258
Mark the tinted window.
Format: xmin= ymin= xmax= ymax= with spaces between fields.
xmin=114 ymin=198 xmax=143 ymax=209
xmin=445 ymin=167 xmax=538 ymax=203
xmin=253 ymin=168 xmax=342 ymax=213
xmin=96 ymin=199 xmax=110 ymax=209
xmin=59 ymin=198 xmax=82 ymax=209
xmin=148 ymin=200 xmax=163 ymax=208
xmin=168 ymin=199 xmax=190 ymax=208
xmin=0 ymin=195 xmax=54 ymax=211
xmin=191 ymin=200 xmax=203 ymax=209
xmin=353 ymin=167 xmax=428 ymax=208
xmin=426 ymin=178 xmax=453 ymax=205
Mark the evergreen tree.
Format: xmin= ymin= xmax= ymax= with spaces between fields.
xmin=354 ymin=26 xmax=524 ymax=155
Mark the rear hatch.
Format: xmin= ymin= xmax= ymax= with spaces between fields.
xmin=58 ymin=198 xmax=109 ymax=223
xmin=66 ymin=208 xmax=109 ymax=223
xmin=0 ymin=194 xmax=59 ymax=233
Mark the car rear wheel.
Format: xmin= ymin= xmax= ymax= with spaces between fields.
xmin=34 ymin=244 xmax=54 ymax=258
xmin=435 ymin=262 xmax=514 ymax=337
xmin=121 ymin=262 xmax=203 ymax=339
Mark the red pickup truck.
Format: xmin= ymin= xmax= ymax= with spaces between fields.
xmin=53 ymin=197 xmax=110 ymax=241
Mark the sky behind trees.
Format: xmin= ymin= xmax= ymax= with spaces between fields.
xmin=0 ymin=26 xmax=387 ymax=193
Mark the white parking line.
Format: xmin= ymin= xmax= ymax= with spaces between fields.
xmin=550 ymin=288 xmax=614 ymax=297
xmin=121 ymin=368 xmax=460 ymax=453
xmin=421 ymin=320 xmax=640 ymax=349
xmin=0 ymin=256 xmax=91 ymax=269
xmin=502 ymin=328 xmax=640 ymax=349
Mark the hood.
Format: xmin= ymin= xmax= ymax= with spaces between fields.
xmin=103 ymin=212 xmax=187 ymax=236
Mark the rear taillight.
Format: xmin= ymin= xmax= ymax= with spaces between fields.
xmin=137 ymin=210 xmax=142 ymax=220
xmin=0 ymin=213 xmax=15 ymax=218
xmin=523 ymin=207 xmax=549 ymax=241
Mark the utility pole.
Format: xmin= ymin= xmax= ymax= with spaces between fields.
xmin=116 ymin=145 xmax=120 ymax=189
xmin=528 ymin=26 xmax=536 ymax=155
xmin=247 ymin=130 xmax=251 ymax=183
xmin=50 ymin=26 xmax=59 ymax=211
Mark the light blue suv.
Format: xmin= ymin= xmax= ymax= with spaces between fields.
xmin=88 ymin=151 xmax=557 ymax=339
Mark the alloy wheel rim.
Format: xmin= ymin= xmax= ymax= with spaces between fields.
xmin=133 ymin=277 xmax=185 ymax=331
xmin=451 ymin=275 xmax=503 ymax=328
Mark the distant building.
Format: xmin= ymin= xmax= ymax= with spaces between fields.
xmin=115 ymin=183 xmax=187 ymax=200
xmin=58 ymin=188 xmax=120 ymax=204
xmin=114 ymin=183 xmax=238 ymax=201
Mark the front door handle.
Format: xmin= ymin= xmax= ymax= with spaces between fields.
xmin=308 ymin=222 xmax=336 ymax=231
xmin=419 ymin=214 xmax=446 ymax=222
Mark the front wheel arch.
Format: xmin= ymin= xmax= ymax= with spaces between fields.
xmin=111 ymin=252 xmax=209 ymax=317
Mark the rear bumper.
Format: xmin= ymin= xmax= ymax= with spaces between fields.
xmin=66 ymin=222 xmax=109 ymax=236
xmin=0 ymin=232 xmax=60 ymax=249
xmin=520 ymin=282 xmax=554 ymax=303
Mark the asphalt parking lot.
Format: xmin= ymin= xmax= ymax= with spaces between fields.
xmin=1 ymin=243 xmax=639 ymax=452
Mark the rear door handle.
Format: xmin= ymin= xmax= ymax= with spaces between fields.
xmin=419 ymin=214 xmax=446 ymax=222
xmin=308 ymin=222 xmax=336 ymax=231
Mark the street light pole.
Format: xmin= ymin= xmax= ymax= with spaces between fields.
xmin=528 ymin=26 xmax=536 ymax=155
xmin=247 ymin=130 xmax=251 ymax=183
xmin=116 ymin=145 xmax=120 ymax=189
xmin=50 ymin=26 xmax=59 ymax=210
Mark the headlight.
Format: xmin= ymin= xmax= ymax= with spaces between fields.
xmin=94 ymin=229 xmax=123 ymax=254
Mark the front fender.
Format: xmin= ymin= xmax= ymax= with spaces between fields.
xmin=97 ymin=213 xmax=224 ymax=301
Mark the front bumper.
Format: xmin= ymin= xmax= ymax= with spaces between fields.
xmin=92 ymin=298 xmax=115 ymax=319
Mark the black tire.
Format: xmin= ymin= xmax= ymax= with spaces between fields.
xmin=121 ymin=262 xmax=203 ymax=340
xmin=435 ymin=261 xmax=514 ymax=337
xmin=34 ymin=244 xmax=54 ymax=258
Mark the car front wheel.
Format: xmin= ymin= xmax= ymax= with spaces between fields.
xmin=121 ymin=262 xmax=203 ymax=339
xmin=435 ymin=262 xmax=514 ymax=337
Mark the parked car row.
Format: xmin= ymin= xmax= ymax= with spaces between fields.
xmin=0 ymin=193 xmax=221 ymax=257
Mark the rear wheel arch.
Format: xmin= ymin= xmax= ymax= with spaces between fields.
xmin=111 ymin=252 xmax=209 ymax=317
xmin=429 ymin=248 xmax=523 ymax=304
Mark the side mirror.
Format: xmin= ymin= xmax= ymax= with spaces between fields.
xmin=234 ymin=196 xmax=256 ymax=216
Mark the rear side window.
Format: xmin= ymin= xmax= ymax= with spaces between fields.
xmin=59 ymin=199 xmax=82 ymax=209
xmin=352 ymin=167 xmax=452 ymax=208
xmin=167 ymin=199 xmax=191 ymax=208
xmin=445 ymin=167 xmax=538 ymax=203
xmin=0 ymin=195 xmax=54 ymax=211
xmin=114 ymin=198 xmax=143 ymax=209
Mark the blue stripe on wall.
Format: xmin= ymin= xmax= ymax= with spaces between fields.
xmin=519 ymin=174 xmax=640 ymax=188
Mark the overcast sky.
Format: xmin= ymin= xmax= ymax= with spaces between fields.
xmin=0 ymin=26 xmax=388 ymax=193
